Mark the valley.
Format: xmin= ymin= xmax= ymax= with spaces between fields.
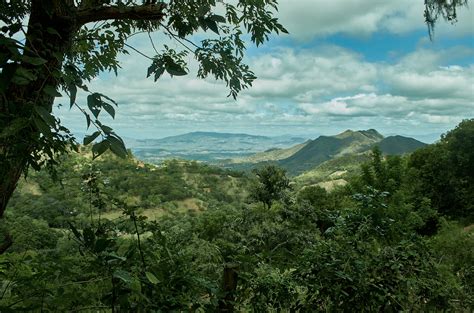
xmin=2 ymin=120 xmax=473 ymax=311
xmin=126 ymin=129 xmax=427 ymax=185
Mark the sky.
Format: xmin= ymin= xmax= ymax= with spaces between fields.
xmin=55 ymin=0 xmax=474 ymax=143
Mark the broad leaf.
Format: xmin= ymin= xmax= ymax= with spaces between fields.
xmin=87 ymin=93 xmax=101 ymax=118
xmin=108 ymin=135 xmax=128 ymax=158
xmin=92 ymin=140 xmax=110 ymax=159
xmin=208 ymin=14 xmax=226 ymax=23
xmin=166 ymin=62 xmax=187 ymax=76
xmin=205 ymin=18 xmax=219 ymax=34
xmin=102 ymin=102 xmax=115 ymax=118
xmin=83 ymin=131 xmax=101 ymax=145
xmin=69 ymin=83 xmax=77 ymax=108
xmin=43 ymin=85 xmax=62 ymax=97
xmin=145 ymin=271 xmax=159 ymax=285
xmin=22 ymin=55 xmax=47 ymax=66
xmin=113 ymin=270 xmax=133 ymax=284
xmin=34 ymin=106 xmax=55 ymax=125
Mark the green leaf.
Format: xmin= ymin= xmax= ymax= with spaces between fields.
xmin=22 ymin=55 xmax=47 ymax=66
xmin=46 ymin=27 xmax=61 ymax=37
xmin=83 ymin=131 xmax=101 ymax=145
xmin=69 ymin=84 xmax=77 ymax=108
xmin=67 ymin=222 xmax=83 ymax=242
xmin=33 ymin=117 xmax=53 ymax=138
xmin=147 ymin=63 xmax=156 ymax=78
xmin=87 ymin=93 xmax=101 ymax=118
xmin=94 ymin=238 xmax=111 ymax=253
xmin=43 ymin=85 xmax=62 ymax=97
xmin=0 ymin=118 xmax=29 ymax=138
xmin=197 ymin=5 xmax=209 ymax=17
xmin=205 ymin=18 xmax=219 ymax=34
xmin=85 ymin=113 xmax=91 ymax=129
xmin=102 ymin=102 xmax=115 ymax=118
xmin=13 ymin=67 xmax=36 ymax=85
xmin=145 ymin=271 xmax=159 ymax=285
xmin=154 ymin=67 xmax=165 ymax=81
xmin=34 ymin=106 xmax=55 ymax=125
xmin=107 ymin=135 xmax=128 ymax=158
xmin=166 ymin=62 xmax=187 ymax=76
xmin=209 ymin=14 xmax=226 ymax=23
xmin=98 ymin=93 xmax=118 ymax=106
xmin=92 ymin=140 xmax=110 ymax=159
xmin=113 ymin=270 xmax=133 ymax=284
xmin=83 ymin=227 xmax=95 ymax=248
xmin=105 ymin=253 xmax=126 ymax=264
xmin=8 ymin=23 xmax=21 ymax=36
xmin=99 ymin=124 xmax=113 ymax=134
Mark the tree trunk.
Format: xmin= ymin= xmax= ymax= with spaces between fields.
xmin=0 ymin=1 xmax=166 ymax=252
xmin=218 ymin=263 xmax=239 ymax=312
xmin=0 ymin=1 xmax=75 ymax=250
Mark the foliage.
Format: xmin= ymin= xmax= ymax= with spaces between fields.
xmin=0 ymin=0 xmax=287 ymax=173
xmin=408 ymin=119 xmax=474 ymax=219
xmin=0 ymin=121 xmax=472 ymax=311
xmin=0 ymin=0 xmax=289 ymax=224
xmin=249 ymin=164 xmax=291 ymax=209
xmin=424 ymin=0 xmax=469 ymax=38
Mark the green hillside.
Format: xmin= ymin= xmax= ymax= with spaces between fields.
xmin=228 ymin=141 xmax=309 ymax=164
xmin=7 ymin=148 xmax=251 ymax=228
xmin=294 ymin=152 xmax=371 ymax=187
xmin=2 ymin=121 xmax=474 ymax=312
xmin=279 ymin=129 xmax=383 ymax=175
xmin=375 ymin=135 xmax=427 ymax=155
xmin=222 ymin=129 xmax=426 ymax=177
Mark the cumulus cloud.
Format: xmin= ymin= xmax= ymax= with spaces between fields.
xmin=55 ymin=41 xmax=473 ymax=140
xmin=276 ymin=0 xmax=473 ymax=40
xmin=54 ymin=3 xmax=473 ymax=140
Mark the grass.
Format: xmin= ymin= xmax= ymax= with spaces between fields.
xmin=98 ymin=198 xmax=205 ymax=221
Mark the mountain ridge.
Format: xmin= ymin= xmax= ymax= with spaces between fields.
xmin=224 ymin=129 xmax=426 ymax=176
xmin=279 ymin=129 xmax=386 ymax=175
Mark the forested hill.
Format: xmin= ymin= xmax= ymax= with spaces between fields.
xmin=278 ymin=129 xmax=381 ymax=174
xmin=7 ymin=151 xmax=252 ymax=229
xmin=1 ymin=120 xmax=473 ymax=311
xmin=278 ymin=129 xmax=425 ymax=175
xmin=376 ymin=135 xmax=427 ymax=155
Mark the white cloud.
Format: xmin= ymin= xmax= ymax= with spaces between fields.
xmin=276 ymin=0 xmax=473 ymax=40
xmin=54 ymin=4 xmax=473 ymax=140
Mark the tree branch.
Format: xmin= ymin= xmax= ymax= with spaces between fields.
xmin=76 ymin=4 xmax=166 ymax=26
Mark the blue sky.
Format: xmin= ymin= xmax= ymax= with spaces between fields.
xmin=56 ymin=0 xmax=474 ymax=143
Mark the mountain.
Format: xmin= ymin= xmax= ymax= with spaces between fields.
xmin=126 ymin=132 xmax=307 ymax=164
xmin=374 ymin=135 xmax=427 ymax=155
xmin=294 ymin=152 xmax=372 ymax=186
xmin=228 ymin=141 xmax=310 ymax=164
xmin=279 ymin=129 xmax=384 ymax=175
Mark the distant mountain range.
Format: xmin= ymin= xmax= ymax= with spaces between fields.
xmin=125 ymin=129 xmax=427 ymax=177
xmin=222 ymin=129 xmax=427 ymax=175
xmin=125 ymin=131 xmax=307 ymax=163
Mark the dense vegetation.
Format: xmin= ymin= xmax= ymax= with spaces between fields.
xmin=0 ymin=119 xmax=472 ymax=312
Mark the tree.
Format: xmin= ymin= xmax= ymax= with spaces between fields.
xmin=424 ymin=0 xmax=469 ymax=38
xmin=408 ymin=119 xmax=474 ymax=219
xmin=250 ymin=164 xmax=290 ymax=209
xmin=0 ymin=0 xmax=287 ymax=223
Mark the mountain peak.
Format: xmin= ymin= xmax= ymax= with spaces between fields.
xmin=333 ymin=129 xmax=383 ymax=140
xmin=375 ymin=136 xmax=427 ymax=155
